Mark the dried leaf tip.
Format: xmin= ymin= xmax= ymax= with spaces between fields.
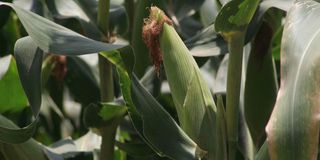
xmin=142 ymin=6 xmax=173 ymax=76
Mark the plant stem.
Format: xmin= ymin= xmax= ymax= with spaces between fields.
xmin=97 ymin=0 xmax=117 ymax=160
xmin=99 ymin=57 xmax=114 ymax=101
xmin=226 ymin=32 xmax=245 ymax=160
xmin=98 ymin=0 xmax=110 ymax=35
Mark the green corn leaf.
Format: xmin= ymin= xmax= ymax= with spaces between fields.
xmin=131 ymin=75 xmax=204 ymax=160
xmin=266 ymin=1 xmax=320 ymax=159
xmin=46 ymin=0 xmax=103 ymax=39
xmin=0 ymin=114 xmax=47 ymax=160
xmin=0 ymin=2 xmax=125 ymax=55
xmin=0 ymin=36 xmax=41 ymax=144
xmin=216 ymin=95 xmax=228 ymax=159
xmin=246 ymin=0 xmax=293 ymax=43
xmin=0 ymin=0 xmax=11 ymax=28
xmin=131 ymin=0 xmax=155 ymax=77
xmin=101 ymin=48 xmax=202 ymax=159
xmin=0 ymin=55 xmax=28 ymax=112
xmin=184 ymin=24 xmax=228 ymax=57
xmin=99 ymin=102 xmax=127 ymax=121
xmin=255 ymin=141 xmax=269 ymax=160
xmin=160 ymin=22 xmax=219 ymax=159
xmin=115 ymin=141 xmax=156 ymax=158
xmin=65 ymin=56 xmax=100 ymax=106
xmin=14 ymin=36 xmax=43 ymax=117
xmin=244 ymin=23 xmax=278 ymax=147
xmin=215 ymin=0 xmax=260 ymax=36
xmin=0 ymin=1 xmax=126 ymax=144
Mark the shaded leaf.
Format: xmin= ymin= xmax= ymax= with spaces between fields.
xmin=115 ymin=141 xmax=156 ymax=158
xmin=45 ymin=130 xmax=100 ymax=159
xmin=255 ymin=141 xmax=269 ymax=160
xmin=0 ymin=36 xmax=43 ymax=144
xmin=0 ymin=1 xmax=127 ymax=144
xmin=65 ymin=56 xmax=100 ymax=106
xmin=131 ymin=0 xmax=160 ymax=77
xmin=0 ymin=114 xmax=46 ymax=160
xmin=46 ymin=0 xmax=103 ymax=39
xmin=245 ymin=23 xmax=278 ymax=147
xmin=0 ymin=2 xmax=125 ymax=55
xmin=0 ymin=0 xmax=11 ymax=28
xmin=14 ymin=36 xmax=43 ymax=117
xmin=185 ymin=24 xmax=228 ymax=57
xmin=101 ymin=45 xmax=203 ymax=159
xmin=131 ymin=75 xmax=203 ymax=160
xmin=246 ymin=0 xmax=293 ymax=43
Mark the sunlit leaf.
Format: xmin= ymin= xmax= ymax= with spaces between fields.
xmin=99 ymin=102 xmax=127 ymax=121
xmin=266 ymin=1 xmax=320 ymax=159
xmin=0 ymin=55 xmax=28 ymax=112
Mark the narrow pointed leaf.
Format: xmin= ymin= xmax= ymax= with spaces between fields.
xmin=0 ymin=37 xmax=42 ymax=144
xmin=255 ymin=141 xmax=269 ymax=160
xmin=101 ymin=48 xmax=202 ymax=159
xmin=0 ymin=2 xmax=125 ymax=55
xmin=185 ymin=24 xmax=228 ymax=57
xmin=131 ymin=75 xmax=202 ymax=160
xmin=14 ymin=36 xmax=43 ymax=117
xmin=0 ymin=1 xmax=128 ymax=144
xmin=245 ymin=24 xmax=278 ymax=147
xmin=47 ymin=0 xmax=103 ymax=39
xmin=0 ymin=114 xmax=47 ymax=160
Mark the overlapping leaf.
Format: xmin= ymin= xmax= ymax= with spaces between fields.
xmin=244 ymin=23 xmax=278 ymax=147
xmin=131 ymin=75 xmax=203 ymax=160
xmin=0 ymin=2 xmax=125 ymax=55
xmin=101 ymin=48 xmax=202 ymax=159
xmin=0 ymin=114 xmax=46 ymax=160
xmin=185 ymin=24 xmax=228 ymax=57
xmin=0 ymin=2 xmax=125 ymax=144
xmin=246 ymin=0 xmax=293 ymax=42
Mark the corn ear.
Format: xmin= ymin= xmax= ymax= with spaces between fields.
xmin=143 ymin=7 xmax=221 ymax=159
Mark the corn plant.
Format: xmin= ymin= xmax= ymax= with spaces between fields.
xmin=1 ymin=0 xmax=320 ymax=159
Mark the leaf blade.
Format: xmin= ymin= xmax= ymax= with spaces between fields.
xmin=266 ymin=1 xmax=320 ymax=159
